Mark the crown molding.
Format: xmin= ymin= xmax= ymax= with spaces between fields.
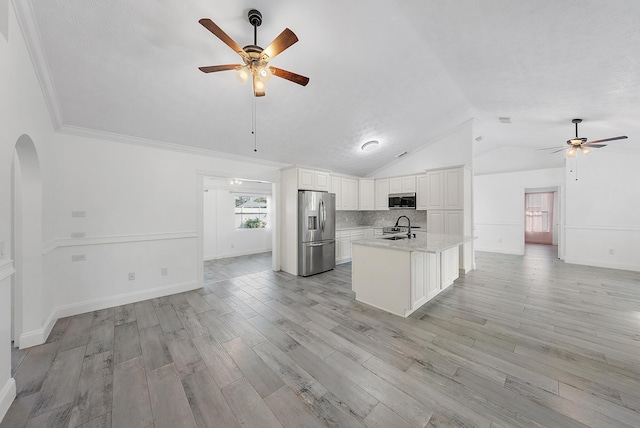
xmin=12 ymin=0 xmax=64 ymax=129
xmin=57 ymin=124 xmax=292 ymax=169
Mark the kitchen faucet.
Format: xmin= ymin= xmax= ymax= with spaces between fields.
xmin=394 ymin=215 xmax=412 ymax=239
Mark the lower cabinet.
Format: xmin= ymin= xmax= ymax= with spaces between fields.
xmin=336 ymin=228 xmax=371 ymax=264
xmin=410 ymin=248 xmax=459 ymax=312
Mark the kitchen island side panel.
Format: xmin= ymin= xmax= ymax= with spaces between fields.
xmin=352 ymin=244 xmax=411 ymax=317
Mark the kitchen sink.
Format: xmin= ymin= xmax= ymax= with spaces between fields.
xmin=383 ymin=235 xmax=408 ymax=240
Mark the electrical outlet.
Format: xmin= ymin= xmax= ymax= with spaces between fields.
xmin=128 ymin=272 xmax=135 ymax=281
xmin=608 ymin=249 xmax=615 ymax=255
xmin=161 ymin=268 xmax=168 ymax=276
xmin=0 ymin=240 xmax=4 ymax=258
xmin=71 ymin=255 xmax=86 ymax=262
xmin=71 ymin=211 xmax=86 ymax=218
xmin=71 ymin=232 xmax=86 ymax=239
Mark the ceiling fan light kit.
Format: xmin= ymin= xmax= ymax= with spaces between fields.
xmin=538 ymin=118 xmax=628 ymax=157
xmin=198 ymin=9 xmax=309 ymax=97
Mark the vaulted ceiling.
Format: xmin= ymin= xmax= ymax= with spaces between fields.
xmin=17 ymin=0 xmax=640 ymax=176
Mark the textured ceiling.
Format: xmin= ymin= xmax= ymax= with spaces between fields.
xmin=19 ymin=0 xmax=640 ymax=176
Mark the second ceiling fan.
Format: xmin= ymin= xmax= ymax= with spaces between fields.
xmin=199 ymin=9 xmax=309 ymax=97
xmin=539 ymin=119 xmax=628 ymax=157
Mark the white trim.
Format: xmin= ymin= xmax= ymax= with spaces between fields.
xmin=42 ymin=231 xmax=198 ymax=254
xmin=564 ymin=256 xmax=640 ymax=273
xmin=12 ymin=0 xmax=64 ymax=128
xmin=19 ymin=280 xmax=200 ymax=348
xmin=474 ymin=222 xmax=522 ymax=227
xmin=204 ymin=248 xmax=272 ymax=261
xmin=0 ymin=378 xmax=16 ymax=423
xmin=59 ymin=125 xmax=291 ymax=169
xmin=564 ymin=224 xmax=640 ymax=232
xmin=475 ymin=247 xmax=524 ymax=256
xmin=0 ymin=260 xmax=15 ymax=282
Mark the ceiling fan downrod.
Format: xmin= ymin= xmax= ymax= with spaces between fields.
xmin=572 ymin=118 xmax=582 ymax=138
xmin=248 ymin=9 xmax=262 ymax=46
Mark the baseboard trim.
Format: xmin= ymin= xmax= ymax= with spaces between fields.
xmin=474 ymin=247 xmax=523 ymax=256
xmin=563 ymin=257 xmax=640 ymax=273
xmin=0 ymin=378 xmax=16 ymax=423
xmin=204 ymin=249 xmax=272 ymax=261
xmin=19 ymin=280 xmax=200 ymax=348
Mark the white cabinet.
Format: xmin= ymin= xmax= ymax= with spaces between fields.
xmin=363 ymin=228 xmax=374 ymax=239
xmin=315 ymin=171 xmax=330 ymax=192
xmin=389 ymin=175 xmax=416 ymax=194
xmin=336 ymin=228 xmax=368 ymax=264
xmin=331 ymin=176 xmax=342 ymax=210
xmin=411 ymin=252 xmax=440 ymax=311
xmin=427 ymin=210 xmax=462 ymax=235
xmin=375 ymin=179 xmax=389 ymax=210
xmin=341 ymin=178 xmax=359 ymax=211
xmin=416 ymin=174 xmax=428 ymax=210
xmin=359 ymin=180 xmax=375 ymax=210
xmin=425 ymin=170 xmax=444 ymax=210
xmin=443 ymin=168 xmax=463 ymax=209
xmin=298 ymin=168 xmax=330 ymax=191
xmin=373 ymin=228 xmax=383 ymax=237
xmin=440 ymin=246 xmax=460 ymax=289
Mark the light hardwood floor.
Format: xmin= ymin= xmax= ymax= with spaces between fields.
xmin=4 ymin=245 xmax=640 ymax=427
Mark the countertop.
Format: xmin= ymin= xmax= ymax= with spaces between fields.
xmin=336 ymin=225 xmax=425 ymax=231
xmin=352 ymin=233 xmax=474 ymax=253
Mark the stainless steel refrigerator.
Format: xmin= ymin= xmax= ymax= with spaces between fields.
xmin=298 ymin=190 xmax=336 ymax=276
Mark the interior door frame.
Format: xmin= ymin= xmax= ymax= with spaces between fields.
xmin=524 ymin=185 xmax=564 ymax=259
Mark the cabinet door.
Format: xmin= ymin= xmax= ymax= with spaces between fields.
xmin=340 ymin=236 xmax=351 ymax=260
xmin=444 ymin=210 xmax=463 ymax=235
xmin=373 ymin=228 xmax=383 ymax=237
xmin=411 ymin=252 xmax=428 ymax=310
xmin=444 ymin=168 xmax=463 ymax=209
xmin=426 ymin=170 xmax=444 ymax=210
xmin=315 ymin=171 xmax=330 ymax=191
xmin=427 ymin=210 xmax=445 ymax=233
xmin=298 ymin=168 xmax=315 ymax=190
xmin=363 ymin=228 xmax=374 ymax=239
xmin=342 ymin=178 xmax=358 ymax=210
xmin=375 ymin=179 xmax=389 ymax=210
xmin=331 ymin=176 xmax=342 ymax=210
xmin=402 ymin=176 xmax=416 ymax=193
xmin=389 ymin=177 xmax=403 ymax=194
xmin=359 ymin=179 xmax=375 ymax=210
xmin=416 ymin=175 xmax=428 ymax=210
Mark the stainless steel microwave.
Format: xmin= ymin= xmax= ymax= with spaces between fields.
xmin=388 ymin=193 xmax=416 ymax=209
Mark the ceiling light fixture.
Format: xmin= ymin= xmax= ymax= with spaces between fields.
xmin=361 ymin=140 xmax=379 ymax=152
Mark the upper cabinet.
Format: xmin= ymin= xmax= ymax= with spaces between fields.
xmin=341 ymin=178 xmax=359 ymax=210
xmin=416 ymin=174 xmax=428 ymax=210
xmin=359 ymin=179 xmax=375 ymax=210
xmin=375 ymin=179 xmax=390 ymax=210
xmin=331 ymin=175 xmax=342 ymax=210
xmin=389 ymin=175 xmax=416 ymax=194
xmin=297 ymin=168 xmax=330 ymax=191
xmin=425 ymin=170 xmax=444 ymax=210
xmin=425 ymin=167 xmax=464 ymax=210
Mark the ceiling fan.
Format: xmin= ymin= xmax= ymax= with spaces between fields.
xmin=198 ymin=9 xmax=309 ymax=97
xmin=538 ymin=119 xmax=628 ymax=157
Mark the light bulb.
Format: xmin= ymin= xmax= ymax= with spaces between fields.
xmin=567 ymin=148 xmax=577 ymax=158
xmin=256 ymin=66 xmax=272 ymax=82
xmin=236 ymin=66 xmax=250 ymax=83
xmin=254 ymin=79 xmax=266 ymax=92
xmin=581 ymin=147 xmax=591 ymax=155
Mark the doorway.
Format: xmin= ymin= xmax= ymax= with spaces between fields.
xmin=12 ymin=135 xmax=43 ymax=348
xmin=524 ymin=187 xmax=561 ymax=259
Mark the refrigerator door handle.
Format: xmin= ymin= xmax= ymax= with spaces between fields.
xmin=307 ymin=242 xmax=327 ymax=247
xmin=320 ymin=199 xmax=325 ymax=233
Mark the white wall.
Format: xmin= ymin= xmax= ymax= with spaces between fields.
xmin=369 ymin=120 xmax=473 ymax=178
xmin=564 ymin=150 xmax=640 ymax=271
xmin=474 ymin=168 xmax=564 ymax=255
xmin=1 ymin=5 xmax=284 ymax=423
xmin=203 ymin=188 xmax=272 ymax=260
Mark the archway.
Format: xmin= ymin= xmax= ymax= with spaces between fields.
xmin=12 ymin=135 xmax=43 ymax=348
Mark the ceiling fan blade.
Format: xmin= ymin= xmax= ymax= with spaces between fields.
xmin=584 ymin=136 xmax=628 ymax=145
xmin=583 ymin=143 xmax=607 ymax=148
xmin=550 ymin=148 xmax=566 ymax=154
xmin=535 ymin=146 xmax=566 ymax=151
xmin=252 ymin=76 xmax=265 ymax=97
xmin=262 ymin=28 xmax=298 ymax=61
xmin=269 ymin=67 xmax=309 ymax=86
xmin=198 ymin=64 xmax=242 ymax=73
xmin=199 ymin=18 xmax=245 ymax=56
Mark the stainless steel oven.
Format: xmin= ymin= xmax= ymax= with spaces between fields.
xmin=388 ymin=193 xmax=416 ymax=210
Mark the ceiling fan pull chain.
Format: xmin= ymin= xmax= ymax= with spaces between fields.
xmin=252 ymin=96 xmax=258 ymax=152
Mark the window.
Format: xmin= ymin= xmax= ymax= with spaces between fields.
xmin=235 ymin=195 xmax=268 ymax=229
xmin=525 ymin=192 xmax=553 ymax=233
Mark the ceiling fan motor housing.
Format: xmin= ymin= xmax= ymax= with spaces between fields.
xmin=248 ymin=9 xmax=262 ymax=27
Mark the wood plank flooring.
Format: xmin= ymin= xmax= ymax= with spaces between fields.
xmin=4 ymin=246 xmax=640 ymax=427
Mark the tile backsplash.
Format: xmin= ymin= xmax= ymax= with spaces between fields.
xmin=336 ymin=210 xmax=427 ymax=229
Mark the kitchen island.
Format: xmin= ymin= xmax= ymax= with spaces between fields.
xmin=351 ymin=233 xmax=474 ymax=318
